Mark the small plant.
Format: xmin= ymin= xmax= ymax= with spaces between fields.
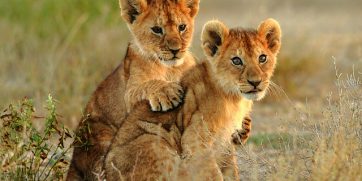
xmin=0 ymin=95 xmax=74 ymax=180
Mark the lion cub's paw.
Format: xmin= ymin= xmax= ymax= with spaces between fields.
xmin=232 ymin=116 xmax=252 ymax=145
xmin=148 ymin=82 xmax=184 ymax=112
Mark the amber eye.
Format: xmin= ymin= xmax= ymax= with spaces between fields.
xmin=259 ymin=54 xmax=267 ymax=64
xmin=151 ymin=26 xmax=163 ymax=35
xmin=231 ymin=57 xmax=243 ymax=66
xmin=178 ymin=24 xmax=186 ymax=32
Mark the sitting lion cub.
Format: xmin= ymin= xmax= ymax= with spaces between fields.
xmin=67 ymin=0 xmax=200 ymax=180
xmin=105 ymin=18 xmax=282 ymax=180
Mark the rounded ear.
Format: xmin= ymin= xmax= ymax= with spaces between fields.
xmin=257 ymin=18 xmax=282 ymax=54
xmin=201 ymin=20 xmax=229 ymax=58
xmin=184 ymin=0 xmax=200 ymax=18
xmin=119 ymin=0 xmax=147 ymax=24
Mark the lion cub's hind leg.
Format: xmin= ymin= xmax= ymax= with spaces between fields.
xmin=106 ymin=134 xmax=182 ymax=180
xmin=105 ymin=102 xmax=182 ymax=180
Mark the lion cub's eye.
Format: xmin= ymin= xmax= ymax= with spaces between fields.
xmin=259 ymin=54 xmax=267 ymax=64
xmin=231 ymin=57 xmax=243 ymax=66
xmin=151 ymin=26 xmax=163 ymax=35
xmin=178 ymin=24 xmax=186 ymax=32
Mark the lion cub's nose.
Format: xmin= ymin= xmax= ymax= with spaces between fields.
xmin=170 ymin=49 xmax=180 ymax=56
xmin=247 ymin=80 xmax=261 ymax=88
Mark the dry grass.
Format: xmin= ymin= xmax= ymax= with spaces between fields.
xmin=237 ymin=68 xmax=362 ymax=180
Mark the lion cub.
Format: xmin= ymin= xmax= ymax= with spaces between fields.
xmin=67 ymin=0 xmax=200 ymax=180
xmin=105 ymin=18 xmax=282 ymax=180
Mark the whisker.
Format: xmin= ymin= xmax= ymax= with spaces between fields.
xmin=263 ymin=81 xmax=276 ymax=96
xmin=266 ymin=85 xmax=277 ymax=98
xmin=269 ymin=85 xmax=282 ymax=100
xmin=270 ymin=82 xmax=285 ymax=99
xmin=269 ymin=83 xmax=283 ymax=99
xmin=269 ymin=81 xmax=294 ymax=106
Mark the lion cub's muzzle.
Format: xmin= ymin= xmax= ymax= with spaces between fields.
xmin=241 ymin=80 xmax=269 ymax=101
xmin=158 ymin=49 xmax=186 ymax=66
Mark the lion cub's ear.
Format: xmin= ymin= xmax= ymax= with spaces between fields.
xmin=119 ymin=0 xmax=147 ymax=24
xmin=201 ymin=20 xmax=229 ymax=58
xmin=183 ymin=0 xmax=200 ymax=18
xmin=257 ymin=18 xmax=282 ymax=54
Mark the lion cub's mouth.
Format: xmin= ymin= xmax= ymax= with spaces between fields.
xmin=245 ymin=89 xmax=262 ymax=94
xmin=241 ymin=88 xmax=267 ymax=101
xmin=170 ymin=56 xmax=179 ymax=60
xmin=158 ymin=56 xmax=184 ymax=67
xmin=158 ymin=56 xmax=180 ymax=61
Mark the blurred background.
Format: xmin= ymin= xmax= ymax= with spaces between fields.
xmin=0 ymin=0 xmax=361 ymax=180
xmin=1 ymin=0 xmax=361 ymax=128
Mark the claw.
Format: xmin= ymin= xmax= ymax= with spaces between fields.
xmin=147 ymin=82 xmax=185 ymax=112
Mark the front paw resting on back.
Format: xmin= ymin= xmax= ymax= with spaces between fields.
xmin=147 ymin=82 xmax=184 ymax=112
xmin=232 ymin=116 xmax=252 ymax=145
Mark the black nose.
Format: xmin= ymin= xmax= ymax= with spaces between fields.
xmin=247 ymin=80 xmax=261 ymax=87
xmin=170 ymin=49 xmax=180 ymax=56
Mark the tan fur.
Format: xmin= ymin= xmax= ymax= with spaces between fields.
xmin=105 ymin=19 xmax=282 ymax=180
xmin=66 ymin=0 xmax=200 ymax=180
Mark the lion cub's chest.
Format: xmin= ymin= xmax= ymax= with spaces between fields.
xmin=180 ymin=92 xmax=252 ymax=156
xmin=207 ymin=99 xmax=252 ymax=142
xmin=133 ymin=55 xmax=194 ymax=83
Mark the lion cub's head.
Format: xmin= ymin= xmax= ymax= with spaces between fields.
xmin=201 ymin=19 xmax=282 ymax=101
xmin=119 ymin=0 xmax=199 ymax=66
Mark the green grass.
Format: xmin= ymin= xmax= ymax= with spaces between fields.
xmin=0 ymin=95 xmax=74 ymax=180
xmin=0 ymin=0 xmax=129 ymax=127
xmin=248 ymin=133 xmax=294 ymax=149
xmin=0 ymin=0 xmax=120 ymax=37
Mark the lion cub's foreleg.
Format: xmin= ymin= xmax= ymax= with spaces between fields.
xmin=222 ymin=115 xmax=252 ymax=180
xmin=219 ymin=144 xmax=239 ymax=181
xmin=125 ymin=79 xmax=184 ymax=113
xmin=178 ymin=113 xmax=224 ymax=181
xmin=232 ymin=115 xmax=252 ymax=145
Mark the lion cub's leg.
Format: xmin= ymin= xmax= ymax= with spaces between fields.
xmin=232 ymin=115 xmax=252 ymax=145
xmin=106 ymin=135 xmax=181 ymax=180
xmin=125 ymin=80 xmax=184 ymax=112
xmin=180 ymin=150 xmax=223 ymax=181
xmin=179 ymin=113 xmax=224 ymax=181
xmin=220 ymin=145 xmax=239 ymax=181
xmin=66 ymin=164 xmax=83 ymax=181
xmin=67 ymin=117 xmax=115 ymax=181
xmin=105 ymin=128 xmax=182 ymax=180
xmin=105 ymin=102 xmax=182 ymax=180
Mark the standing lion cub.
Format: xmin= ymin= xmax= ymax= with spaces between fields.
xmin=67 ymin=0 xmax=200 ymax=180
xmin=105 ymin=18 xmax=282 ymax=180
